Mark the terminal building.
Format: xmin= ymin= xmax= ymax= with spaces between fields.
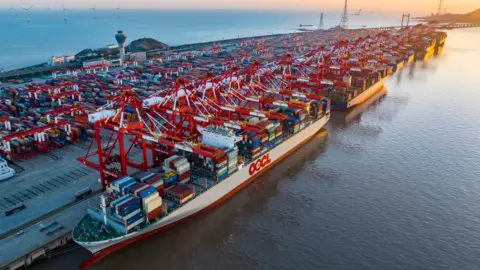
xmin=48 ymin=55 xmax=75 ymax=66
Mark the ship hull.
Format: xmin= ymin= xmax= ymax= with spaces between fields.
xmin=415 ymin=44 xmax=436 ymax=61
xmin=75 ymin=113 xmax=330 ymax=268
xmin=331 ymin=76 xmax=388 ymax=111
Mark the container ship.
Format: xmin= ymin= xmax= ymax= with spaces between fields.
xmin=73 ymin=93 xmax=331 ymax=267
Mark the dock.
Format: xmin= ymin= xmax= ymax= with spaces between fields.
xmin=0 ymin=197 xmax=98 ymax=270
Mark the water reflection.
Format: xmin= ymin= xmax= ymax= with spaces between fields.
xmin=330 ymin=88 xmax=388 ymax=128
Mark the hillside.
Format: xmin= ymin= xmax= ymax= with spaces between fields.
xmin=128 ymin=38 xmax=170 ymax=53
xmin=424 ymin=8 xmax=480 ymax=23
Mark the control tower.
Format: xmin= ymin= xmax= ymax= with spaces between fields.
xmin=115 ymin=30 xmax=127 ymax=63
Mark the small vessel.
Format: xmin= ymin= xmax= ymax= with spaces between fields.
xmin=0 ymin=157 xmax=15 ymax=181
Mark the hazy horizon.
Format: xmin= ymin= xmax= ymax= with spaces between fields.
xmin=0 ymin=0 xmax=478 ymax=14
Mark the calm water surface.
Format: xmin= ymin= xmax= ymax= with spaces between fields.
xmin=32 ymin=28 xmax=480 ymax=270
xmin=0 ymin=10 xmax=399 ymax=71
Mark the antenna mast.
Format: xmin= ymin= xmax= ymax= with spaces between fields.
xmin=340 ymin=0 xmax=348 ymax=29
xmin=437 ymin=0 xmax=443 ymax=15
xmin=319 ymin=13 xmax=324 ymax=30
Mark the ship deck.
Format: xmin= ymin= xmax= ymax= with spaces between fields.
xmin=73 ymin=115 xmax=326 ymax=243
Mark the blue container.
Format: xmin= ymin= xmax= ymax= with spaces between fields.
xmin=138 ymin=186 xmax=156 ymax=199
xmin=118 ymin=178 xmax=136 ymax=191
xmin=122 ymin=181 xmax=138 ymax=195
xmin=126 ymin=212 xmax=144 ymax=225
xmin=125 ymin=183 xmax=143 ymax=195
xmin=111 ymin=194 xmax=133 ymax=209
xmin=118 ymin=202 xmax=141 ymax=216
xmin=124 ymin=106 xmax=135 ymax=114
xmin=118 ymin=206 xmax=140 ymax=217
xmin=112 ymin=176 xmax=133 ymax=186
xmin=118 ymin=200 xmax=141 ymax=216
xmin=164 ymin=175 xmax=178 ymax=185
xmin=217 ymin=170 xmax=228 ymax=181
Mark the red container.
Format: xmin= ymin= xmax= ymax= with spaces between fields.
xmin=116 ymin=198 xmax=135 ymax=213
xmin=133 ymin=185 xmax=150 ymax=197
xmin=147 ymin=206 xmax=163 ymax=221
xmin=168 ymin=157 xmax=180 ymax=169
xmin=213 ymin=153 xmax=227 ymax=163
xmin=169 ymin=185 xmax=194 ymax=200
xmin=216 ymin=155 xmax=227 ymax=163
xmin=178 ymin=171 xmax=190 ymax=181
xmin=156 ymin=186 xmax=164 ymax=196
xmin=144 ymin=174 xmax=162 ymax=184
xmin=129 ymin=183 xmax=147 ymax=195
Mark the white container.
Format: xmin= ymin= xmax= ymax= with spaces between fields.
xmin=88 ymin=109 xmax=116 ymax=123
xmin=173 ymin=157 xmax=188 ymax=167
xmin=179 ymin=193 xmax=194 ymax=204
xmin=144 ymin=197 xmax=163 ymax=212
xmin=175 ymin=163 xmax=190 ymax=173
xmin=142 ymin=192 xmax=159 ymax=204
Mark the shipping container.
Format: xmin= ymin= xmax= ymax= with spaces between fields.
xmin=138 ymin=186 xmax=157 ymax=199
xmin=166 ymin=185 xmax=194 ymax=205
xmin=146 ymin=205 xmax=163 ymax=222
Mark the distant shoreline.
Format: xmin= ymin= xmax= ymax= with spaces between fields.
xmin=414 ymin=8 xmax=480 ymax=23
xmin=0 ymin=25 xmax=404 ymax=82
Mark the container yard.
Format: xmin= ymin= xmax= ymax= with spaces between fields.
xmin=0 ymin=23 xmax=448 ymax=270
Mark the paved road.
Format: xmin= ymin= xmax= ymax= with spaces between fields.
xmin=0 ymin=196 xmax=99 ymax=268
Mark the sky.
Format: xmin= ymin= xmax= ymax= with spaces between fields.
xmin=0 ymin=0 xmax=477 ymax=14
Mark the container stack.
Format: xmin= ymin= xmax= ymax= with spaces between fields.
xmin=163 ymin=155 xmax=190 ymax=185
xmin=140 ymin=173 xmax=164 ymax=195
xmin=109 ymin=176 xmax=137 ymax=196
xmin=111 ymin=194 xmax=144 ymax=232
xmin=133 ymin=184 xmax=157 ymax=199
xmin=129 ymin=182 xmax=147 ymax=195
xmin=246 ymin=132 xmax=262 ymax=160
xmin=165 ymin=184 xmax=194 ymax=205
xmin=258 ymin=120 xmax=275 ymax=142
xmin=274 ymin=122 xmax=283 ymax=145
xmin=141 ymin=191 xmax=163 ymax=222
xmin=110 ymin=194 xmax=134 ymax=215
xmin=163 ymin=171 xmax=178 ymax=188
xmin=214 ymin=154 xmax=228 ymax=181
xmin=224 ymin=147 xmax=238 ymax=175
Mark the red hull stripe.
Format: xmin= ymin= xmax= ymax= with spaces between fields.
xmin=80 ymin=129 xmax=323 ymax=269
